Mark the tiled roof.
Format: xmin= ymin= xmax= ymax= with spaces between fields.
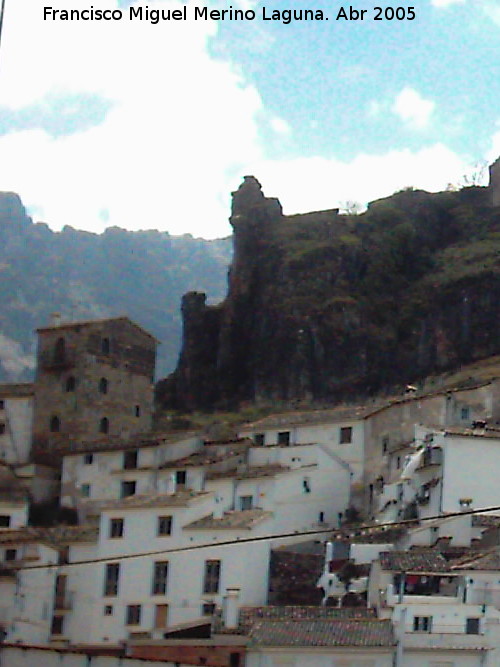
xmin=241 ymin=405 xmax=383 ymax=430
xmin=0 ymin=383 xmax=34 ymax=398
xmin=472 ymin=514 xmax=500 ymax=528
xmin=379 ymin=551 xmax=450 ymax=573
xmin=248 ymin=618 xmax=395 ymax=648
xmin=0 ymin=525 xmax=98 ymax=547
xmin=451 ymin=549 xmax=500 ymax=571
xmin=57 ymin=431 xmax=202 ymax=455
xmin=36 ymin=316 xmax=158 ymax=341
xmin=84 ymin=490 xmax=211 ymax=511
xmin=183 ymin=509 xmax=272 ymax=531
xmin=159 ymin=450 xmax=244 ymax=470
xmin=239 ymin=606 xmax=375 ymax=632
xmin=206 ymin=464 xmax=311 ymax=481
xmin=441 ymin=427 xmax=500 ymax=439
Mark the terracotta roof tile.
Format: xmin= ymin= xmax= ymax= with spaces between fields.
xmin=183 ymin=509 xmax=272 ymax=531
xmin=84 ymin=490 xmax=211 ymax=511
xmin=379 ymin=551 xmax=450 ymax=573
xmin=248 ymin=618 xmax=395 ymax=647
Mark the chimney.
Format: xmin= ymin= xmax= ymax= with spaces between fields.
xmin=51 ymin=312 xmax=62 ymax=327
xmin=223 ymin=588 xmax=240 ymax=629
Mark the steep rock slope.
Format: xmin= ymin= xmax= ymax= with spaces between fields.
xmin=162 ymin=175 xmax=500 ymax=410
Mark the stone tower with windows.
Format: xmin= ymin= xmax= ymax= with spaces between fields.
xmin=32 ymin=317 xmax=157 ymax=457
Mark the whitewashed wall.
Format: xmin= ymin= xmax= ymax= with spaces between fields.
xmin=0 ymin=646 xmax=193 ymax=667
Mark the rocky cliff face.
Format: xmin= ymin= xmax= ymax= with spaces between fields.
xmin=161 ymin=171 xmax=500 ymax=411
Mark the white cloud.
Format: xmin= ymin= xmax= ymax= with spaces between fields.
xmin=393 ymin=87 xmax=436 ymax=130
xmin=246 ymin=144 xmax=469 ymax=216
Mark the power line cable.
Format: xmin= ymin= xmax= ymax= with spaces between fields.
xmin=13 ymin=502 xmax=500 ymax=571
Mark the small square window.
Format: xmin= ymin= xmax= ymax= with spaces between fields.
xmin=126 ymin=604 xmax=141 ymax=625
xmin=466 ymin=617 xmax=480 ymax=634
xmin=158 ymin=515 xmax=172 ymax=536
xmin=0 ymin=515 xmax=11 ymax=528
xmin=121 ymin=481 xmax=136 ymax=498
xmin=254 ymin=433 xmax=265 ymax=446
xmin=340 ymin=427 xmax=352 ymax=444
xmin=413 ymin=616 xmax=432 ymax=632
xmin=277 ymin=431 xmax=290 ymax=446
xmin=104 ymin=605 xmax=113 ymax=616
xmin=109 ymin=518 xmax=124 ymax=539
xmin=202 ymin=602 xmax=216 ymax=616
xmin=83 ymin=453 xmax=94 ymax=465
xmin=5 ymin=549 xmax=16 ymax=561
xmin=239 ymin=496 xmax=253 ymax=511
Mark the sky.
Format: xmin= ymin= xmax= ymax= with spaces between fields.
xmin=0 ymin=0 xmax=499 ymax=238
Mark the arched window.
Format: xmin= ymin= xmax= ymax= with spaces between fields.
xmin=50 ymin=415 xmax=60 ymax=433
xmin=65 ymin=376 xmax=76 ymax=392
xmin=101 ymin=337 xmax=110 ymax=355
xmin=99 ymin=417 xmax=109 ymax=434
xmin=99 ymin=378 xmax=108 ymax=394
xmin=54 ymin=337 xmax=66 ymax=363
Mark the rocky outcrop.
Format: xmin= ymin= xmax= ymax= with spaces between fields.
xmin=162 ymin=168 xmax=500 ymax=411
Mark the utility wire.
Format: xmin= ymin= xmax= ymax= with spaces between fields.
xmin=13 ymin=503 xmax=500 ymax=572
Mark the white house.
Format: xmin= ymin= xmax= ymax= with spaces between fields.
xmin=0 ymin=383 xmax=33 ymax=464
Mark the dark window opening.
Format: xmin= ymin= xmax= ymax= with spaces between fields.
xmin=99 ymin=417 xmax=109 ymax=434
xmin=99 ymin=378 xmax=108 ymax=394
xmin=81 ymin=484 xmax=91 ymax=497
xmin=123 ymin=450 xmax=138 ymax=470
xmin=51 ymin=615 xmax=64 ymax=635
xmin=50 ymin=415 xmax=60 ymax=433
xmin=461 ymin=407 xmax=470 ymax=421
xmin=277 ymin=431 xmax=290 ymax=446
xmin=104 ymin=605 xmax=113 ymax=616
xmin=202 ymin=602 xmax=216 ymax=616
xmin=121 ymin=481 xmax=136 ymax=498
xmin=382 ymin=436 xmax=389 ymax=454
xmin=135 ymin=405 xmax=141 ymax=418
xmin=203 ymin=560 xmax=221 ymax=594
xmin=152 ymin=561 xmax=169 ymax=595
xmin=109 ymin=518 xmax=124 ymax=538
xmin=175 ymin=470 xmax=187 ymax=486
xmin=65 ymin=376 xmax=76 ymax=392
xmin=318 ymin=511 xmax=325 ymax=523
xmin=466 ymin=617 xmax=480 ymax=634
xmin=83 ymin=453 xmax=93 ymax=465
xmin=158 ymin=515 xmax=172 ymax=536
xmin=126 ymin=604 xmax=141 ymax=625
xmin=54 ymin=337 xmax=66 ymax=364
xmin=104 ymin=563 xmax=120 ymax=596
xmin=0 ymin=400 xmax=4 ymax=410
xmin=303 ymin=478 xmax=311 ymax=493
xmin=229 ymin=653 xmax=241 ymax=667
xmin=413 ymin=616 xmax=432 ymax=632
xmin=254 ymin=433 xmax=265 ymax=446
xmin=239 ymin=496 xmax=253 ymax=511
xmin=5 ymin=549 xmax=16 ymax=561
xmin=101 ymin=337 xmax=110 ymax=355
xmin=0 ymin=423 xmax=5 ymax=435
xmin=340 ymin=427 xmax=352 ymax=444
